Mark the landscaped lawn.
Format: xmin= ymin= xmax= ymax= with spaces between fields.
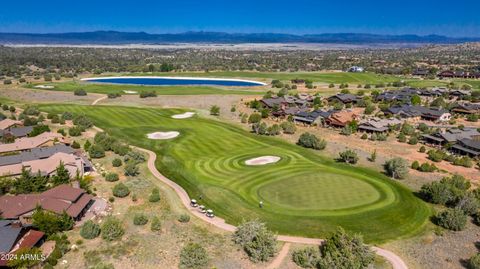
xmin=27 ymin=81 xmax=267 ymax=95
xmin=41 ymin=104 xmax=430 ymax=243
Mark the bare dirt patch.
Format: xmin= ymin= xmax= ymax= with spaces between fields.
xmin=0 ymin=86 xmax=101 ymax=105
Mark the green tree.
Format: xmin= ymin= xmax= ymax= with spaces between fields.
xmin=233 ymin=220 xmax=277 ymax=262
xmin=133 ymin=213 xmax=149 ymax=225
xmin=292 ymin=247 xmax=319 ymax=268
xmin=151 ymin=216 xmax=162 ymax=232
xmin=52 ymin=162 xmax=71 ymax=186
xmin=410 ymin=94 xmax=421 ymax=105
xmin=149 ymin=188 xmax=161 ymax=202
xmin=32 ymin=209 xmax=74 ymax=236
xmin=89 ymin=144 xmax=105 ymax=158
xmin=248 ymin=113 xmax=262 ymax=124
xmin=468 ymin=253 xmax=480 ymax=269
xmin=280 ymin=121 xmax=296 ymax=134
xmin=384 ymin=157 xmax=409 ymax=179
xmin=209 ymin=105 xmax=220 ymax=116
xmin=7 ymin=247 xmax=43 ymax=268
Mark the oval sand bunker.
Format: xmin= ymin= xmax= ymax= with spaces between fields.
xmin=172 ymin=112 xmax=195 ymax=119
xmin=245 ymin=156 xmax=281 ymax=166
xmin=147 ymin=131 xmax=179 ymax=140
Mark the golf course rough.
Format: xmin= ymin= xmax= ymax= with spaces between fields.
xmin=41 ymin=104 xmax=430 ymax=243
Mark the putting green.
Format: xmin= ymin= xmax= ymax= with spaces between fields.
xmin=257 ymin=172 xmax=381 ymax=211
xmin=40 ymin=104 xmax=430 ymax=243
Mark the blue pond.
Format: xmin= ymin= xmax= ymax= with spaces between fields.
xmin=82 ymin=77 xmax=265 ymax=87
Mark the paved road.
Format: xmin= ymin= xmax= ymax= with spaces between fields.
xmin=91 ymin=95 xmax=107 ymax=105
xmin=133 ymin=146 xmax=409 ymax=269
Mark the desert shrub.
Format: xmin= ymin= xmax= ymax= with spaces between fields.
xmin=123 ymin=150 xmax=146 ymax=163
xmin=107 ymin=93 xmax=121 ymax=99
xmin=435 ymin=208 xmax=467 ymax=231
xmin=297 ymin=227 xmax=374 ymax=269
xmin=340 ymin=126 xmax=353 ymax=136
xmin=133 ymin=213 xmax=148 ymax=226
xmin=252 ymin=122 xmax=267 ymax=135
xmin=29 ymin=124 xmax=50 ymax=137
xmin=68 ymin=126 xmax=83 ymax=137
xmin=411 ymin=161 xmax=420 ymax=170
xmin=89 ymin=144 xmax=105 ymax=158
xmin=178 ymin=214 xmax=190 ymax=223
xmin=419 ymin=146 xmax=426 ymax=153
xmin=292 ymin=247 xmax=319 ymax=268
xmin=112 ymin=183 xmax=130 ymax=197
xmin=419 ymin=174 xmax=470 ymax=206
xmin=71 ymin=141 xmax=80 ymax=149
xmin=248 ymin=113 xmax=262 ymax=124
xmin=338 ymin=149 xmax=359 ymax=164
xmin=139 ymin=90 xmax=157 ymax=98
xmin=179 ymin=243 xmax=208 ymax=269
xmin=105 ymin=173 xmax=119 ymax=182
xmin=360 ymin=133 xmax=368 ymax=139
xmin=62 ymin=111 xmax=73 ymax=120
xmin=297 ymin=132 xmax=326 ymax=150
xmin=267 ymin=124 xmax=281 ymax=136
xmin=124 ymin=161 xmax=139 ymax=176
xmin=408 ymin=136 xmax=418 ymax=145
xmin=233 ymin=220 xmax=276 ymax=262
xmin=427 ymin=149 xmax=447 ymax=162
xmin=149 ymin=188 xmax=161 ymax=202
xmin=280 ymin=121 xmax=296 ymax=134
xmin=151 ymin=216 xmax=162 ymax=232
xmin=418 ymin=162 xmax=437 ymax=172
xmin=397 ymin=133 xmax=407 ymax=143
xmin=74 ymin=89 xmax=87 ymax=96
xmin=101 ymin=217 xmax=124 ymax=241
xmin=467 ymin=114 xmax=479 ymax=122
xmin=80 ymin=220 xmax=101 ymax=239
xmin=73 ymin=114 xmax=93 ymax=128
xmin=456 ymin=193 xmax=479 ymax=215
xmin=468 ymin=253 xmax=480 ymax=269
xmin=453 ymin=156 xmax=473 ymax=168
xmin=112 ymin=158 xmax=122 ymax=167
xmin=23 ymin=106 xmax=40 ymax=115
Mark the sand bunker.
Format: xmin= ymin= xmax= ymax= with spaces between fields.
xmin=34 ymin=85 xmax=54 ymax=89
xmin=172 ymin=112 xmax=195 ymax=119
xmin=245 ymin=156 xmax=281 ymax=166
xmin=147 ymin=131 xmax=179 ymax=140
xmin=123 ymin=90 xmax=138 ymax=94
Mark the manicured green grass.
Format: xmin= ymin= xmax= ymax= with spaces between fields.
xmin=121 ymin=71 xmax=401 ymax=84
xmin=41 ymin=104 xmax=430 ymax=243
xmin=26 ymin=81 xmax=267 ymax=95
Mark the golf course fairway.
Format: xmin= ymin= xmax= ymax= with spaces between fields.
xmin=41 ymin=104 xmax=430 ymax=243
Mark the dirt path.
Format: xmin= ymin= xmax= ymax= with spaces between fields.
xmin=91 ymin=95 xmax=107 ymax=105
xmin=133 ymin=146 xmax=409 ymax=269
xmin=267 ymin=243 xmax=290 ymax=269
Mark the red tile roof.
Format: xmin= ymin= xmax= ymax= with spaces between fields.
xmin=14 ymin=230 xmax=44 ymax=251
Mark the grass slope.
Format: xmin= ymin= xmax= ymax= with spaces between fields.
xmin=27 ymin=81 xmax=266 ymax=95
xmin=41 ymin=104 xmax=430 ymax=243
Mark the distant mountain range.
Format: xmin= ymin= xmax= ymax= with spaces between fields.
xmin=0 ymin=31 xmax=479 ymax=45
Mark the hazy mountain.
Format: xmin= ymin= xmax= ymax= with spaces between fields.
xmin=0 ymin=31 xmax=478 ymax=44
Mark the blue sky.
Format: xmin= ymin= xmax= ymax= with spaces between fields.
xmin=0 ymin=0 xmax=479 ymax=37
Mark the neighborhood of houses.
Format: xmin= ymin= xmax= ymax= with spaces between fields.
xmin=0 ymin=112 xmax=99 ymax=266
xmin=259 ymin=86 xmax=480 ymax=157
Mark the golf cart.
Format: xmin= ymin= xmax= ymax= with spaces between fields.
xmin=206 ymin=209 xmax=214 ymax=218
xmin=190 ymin=199 xmax=198 ymax=207
xmin=198 ymin=205 xmax=206 ymax=214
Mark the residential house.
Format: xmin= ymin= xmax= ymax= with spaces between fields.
xmin=0 ymin=119 xmax=22 ymax=131
xmin=358 ymin=118 xmax=403 ymax=133
xmin=0 ymin=184 xmax=94 ymax=222
xmin=422 ymin=128 xmax=480 ymax=146
xmin=327 ymin=93 xmax=359 ymax=105
xmin=385 ymin=105 xmax=451 ymax=122
xmin=293 ymin=110 xmax=335 ymax=126
xmin=0 ymin=152 xmax=85 ymax=177
xmin=0 ymin=132 xmax=67 ymax=154
xmin=0 ymin=220 xmax=45 ymax=266
xmin=451 ymin=138 xmax=480 ymax=157
xmin=260 ymin=97 xmax=286 ymax=109
xmin=451 ymin=103 xmax=480 ymax=114
xmin=325 ymin=110 xmax=359 ymax=127
xmin=0 ymin=126 xmax=34 ymax=139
